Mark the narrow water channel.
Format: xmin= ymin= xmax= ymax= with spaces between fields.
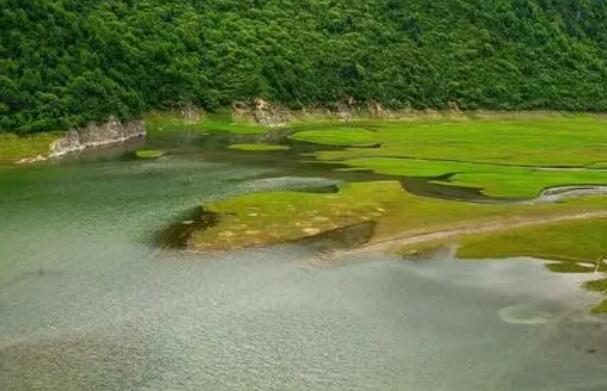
xmin=1 ymin=136 xmax=606 ymax=390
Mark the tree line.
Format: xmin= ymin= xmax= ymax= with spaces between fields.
xmin=2 ymin=0 xmax=607 ymax=133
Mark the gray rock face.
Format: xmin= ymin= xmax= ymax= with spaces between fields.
xmin=51 ymin=116 xmax=146 ymax=157
xmin=252 ymin=98 xmax=289 ymax=126
xmin=177 ymin=104 xmax=203 ymax=124
xmin=232 ymin=99 xmax=289 ymax=127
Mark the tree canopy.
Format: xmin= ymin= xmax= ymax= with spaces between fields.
xmin=2 ymin=0 xmax=607 ymax=133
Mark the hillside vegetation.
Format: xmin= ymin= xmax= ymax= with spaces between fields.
xmin=2 ymin=0 xmax=607 ymax=133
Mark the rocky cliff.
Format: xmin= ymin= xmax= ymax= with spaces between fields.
xmin=51 ymin=117 xmax=146 ymax=157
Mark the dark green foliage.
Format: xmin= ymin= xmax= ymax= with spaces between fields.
xmin=2 ymin=0 xmax=607 ymax=133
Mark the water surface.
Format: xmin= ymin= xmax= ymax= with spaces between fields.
xmin=1 ymin=139 xmax=606 ymax=391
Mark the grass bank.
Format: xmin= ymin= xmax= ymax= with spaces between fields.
xmin=0 ymin=133 xmax=62 ymax=164
xmin=293 ymin=115 xmax=607 ymax=199
xmin=187 ymin=180 xmax=607 ymax=311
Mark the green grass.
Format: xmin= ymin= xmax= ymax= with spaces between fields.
xmin=184 ymin=114 xmax=607 ymax=312
xmin=135 ymin=149 xmax=166 ymax=159
xmin=586 ymin=278 xmax=607 ymax=293
xmin=545 ymin=261 xmax=597 ymax=273
xmin=0 ymin=133 xmax=61 ymax=164
xmin=591 ymin=300 xmax=607 ymax=313
xmin=188 ymin=175 xmax=607 ymax=310
xmin=302 ymin=116 xmax=607 ymax=198
xmin=456 ymin=218 xmax=607 ymax=265
xmin=189 ymin=181 xmax=402 ymax=251
xmin=452 ymin=218 xmax=607 ymax=312
xmin=342 ymin=157 xmax=607 ymax=198
xmin=190 ymin=179 xmax=607 ymax=253
xmin=313 ymin=115 xmax=607 ymax=167
xmin=145 ymin=109 xmax=268 ymax=135
xmin=144 ymin=111 xmax=207 ymax=134
xmin=393 ymin=213 xmax=607 ymax=313
xmin=202 ymin=109 xmax=268 ymax=134
xmin=289 ymin=128 xmax=379 ymax=146
xmin=585 ymin=279 xmax=607 ymax=313
xmin=228 ymin=144 xmax=291 ymax=152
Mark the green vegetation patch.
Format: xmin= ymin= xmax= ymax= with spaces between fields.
xmin=135 ymin=149 xmax=166 ymax=159
xmin=307 ymin=117 xmax=607 ymax=199
xmin=0 ymin=133 xmax=61 ymax=164
xmin=456 ymin=218 xmax=607 ymax=265
xmin=145 ymin=110 xmax=268 ymax=135
xmin=228 ymin=144 xmax=290 ymax=152
xmin=586 ymin=278 xmax=607 ymax=294
xmin=186 ymin=173 xmax=607 ymax=310
xmin=585 ymin=279 xmax=607 ymax=313
xmin=546 ymin=261 xmax=597 ymax=274
xmin=6 ymin=2 xmax=607 ymax=134
xmin=202 ymin=110 xmax=268 ymax=134
xmin=189 ymin=181 xmax=403 ymax=251
xmin=453 ymin=219 xmax=607 ymax=312
xmin=289 ymin=128 xmax=378 ymax=146
xmin=145 ymin=111 xmax=206 ymax=135
xmin=591 ymin=300 xmax=607 ymax=313
xmin=190 ymin=177 xmax=607 ymax=253
xmin=343 ymin=157 xmax=607 ymax=199
xmin=393 ymin=213 xmax=607 ymax=313
xmin=314 ymin=117 xmax=607 ymax=167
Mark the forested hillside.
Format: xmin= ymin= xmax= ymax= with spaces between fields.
xmin=2 ymin=0 xmax=607 ymax=133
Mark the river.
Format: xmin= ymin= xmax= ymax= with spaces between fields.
xmin=1 ymin=135 xmax=606 ymax=390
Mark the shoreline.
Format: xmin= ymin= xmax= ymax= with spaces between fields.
xmin=3 ymin=107 xmax=607 ymax=165
xmin=329 ymin=210 xmax=607 ymax=258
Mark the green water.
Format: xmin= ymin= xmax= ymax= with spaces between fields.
xmin=1 ymin=139 xmax=606 ymax=390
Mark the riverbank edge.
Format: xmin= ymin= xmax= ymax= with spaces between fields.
xmin=7 ymin=116 xmax=146 ymax=164
xmin=3 ymin=102 xmax=607 ymax=164
xmin=230 ymin=99 xmax=607 ymax=127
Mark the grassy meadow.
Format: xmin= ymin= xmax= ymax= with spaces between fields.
xmin=0 ymin=133 xmax=61 ymax=164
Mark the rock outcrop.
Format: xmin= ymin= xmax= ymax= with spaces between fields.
xmin=177 ymin=104 xmax=203 ymax=124
xmin=330 ymin=98 xmax=394 ymax=120
xmin=16 ymin=154 xmax=48 ymax=164
xmin=252 ymin=98 xmax=289 ymax=126
xmin=366 ymin=101 xmax=391 ymax=117
xmin=51 ymin=116 xmax=146 ymax=157
xmin=233 ymin=99 xmax=289 ymax=127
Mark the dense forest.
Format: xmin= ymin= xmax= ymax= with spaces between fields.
xmin=2 ymin=0 xmax=607 ymax=133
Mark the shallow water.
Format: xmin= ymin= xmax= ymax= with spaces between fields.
xmin=1 ymin=139 xmax=607 ymax=391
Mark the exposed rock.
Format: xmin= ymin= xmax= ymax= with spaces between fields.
xmin=177 ymin=104 xmax=203 ymax=124
xmin=448 ymin=100 xmax=461 ymax=112
xmin=422 ymin=108 xmax=442 ymax=120
xmin=334 ymin=101 xmax=354 ymax=121
xmin=251 ymin=98 xmax=289 ymax=126
xmin=329 ymin=97 xmax=397 ymax=121
xmin=16 ymin=154 xmax=47 ymax=165
xmin=231 ymin=98 xmax=289 ymax=127
xmin=51 ymin=129 xmax=81 ymax=156
xmin=51 ymin=116 xmax=146 ymax=157
xmin=230 ymin=98 xmax=475 ymax=126
xmin=367 ymin=101 xmax=392 ymax=117
xmin=325 ymin=98 xmax=359 ymax=121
